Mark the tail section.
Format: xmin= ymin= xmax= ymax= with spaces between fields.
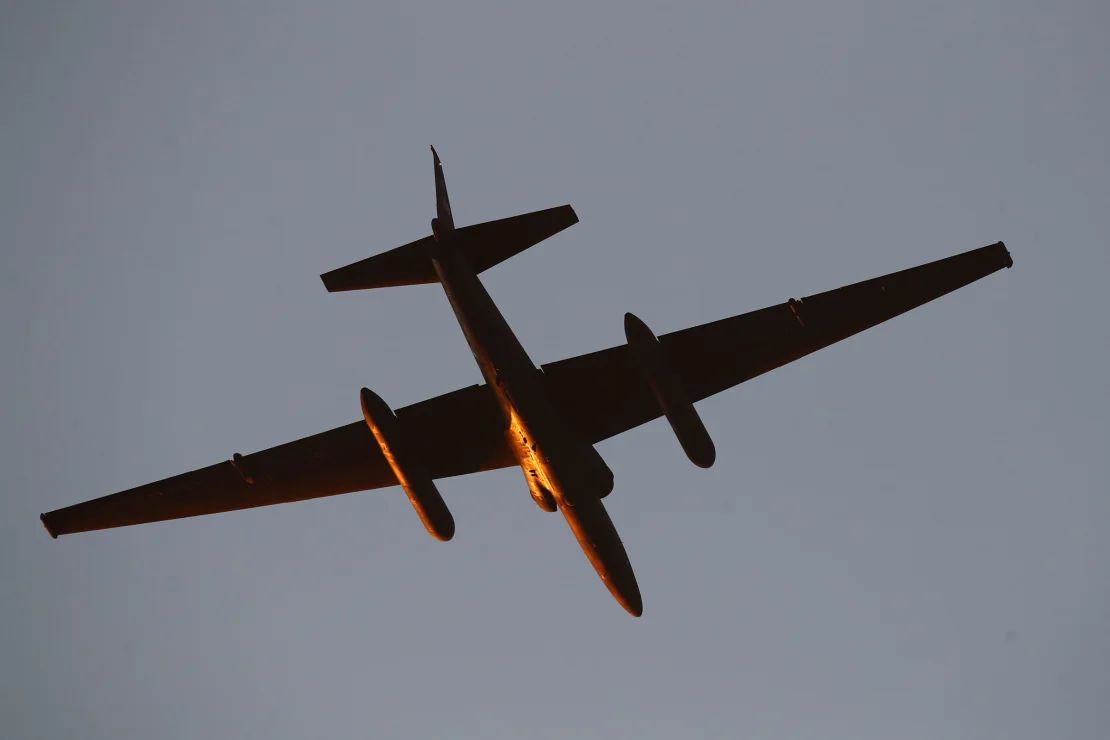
xmin=321 ymin=148 xmax=578 ymax=292
xmin=431 ymin=145 xmax=454 ymax=234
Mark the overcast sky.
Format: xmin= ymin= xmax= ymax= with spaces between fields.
xmin=3 ymin=2 xmax=1108 ymax=738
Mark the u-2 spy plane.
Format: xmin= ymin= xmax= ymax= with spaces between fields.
xmin=40 ymin=148 xmax=1013 ymax=616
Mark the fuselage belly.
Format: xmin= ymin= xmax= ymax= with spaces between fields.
xmin=428 ymin=233 xmax=641 ymax=616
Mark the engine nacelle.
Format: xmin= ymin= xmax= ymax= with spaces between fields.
xmin=360 ymin=387 xmax=455 ymax=541
xmin=624 ymin=312 xmax=716 ymax=469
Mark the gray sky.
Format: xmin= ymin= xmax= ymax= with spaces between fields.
xmin=3 ymin=1 xmax=1108 ymax=738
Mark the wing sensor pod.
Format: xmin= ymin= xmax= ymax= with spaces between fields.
xmin=360 ymin=387 xmax=455 ymax=541
xmin=624 ymin=312 xmax=716 ymax=469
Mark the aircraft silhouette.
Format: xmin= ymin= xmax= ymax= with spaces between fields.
xmin=40 ymin=148 xmax=1013 ymax=616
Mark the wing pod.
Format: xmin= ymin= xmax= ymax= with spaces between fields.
xmin=624 ymin=313 xmax=716 ymax=469
xmin=360 ymin=387 xmax=455 ymax=541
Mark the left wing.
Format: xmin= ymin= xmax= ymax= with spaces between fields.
xmin=41 ymin=384 xmax=515 ymax=537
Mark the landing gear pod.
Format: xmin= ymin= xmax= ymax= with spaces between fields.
xmin=624 ymin=313 xmax=716 ymax=469
xmin=360 ymin=387 xmax=455 ymax=541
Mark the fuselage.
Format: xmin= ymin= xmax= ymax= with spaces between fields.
xmin=425 ymin=170 xmax=641 ymax=615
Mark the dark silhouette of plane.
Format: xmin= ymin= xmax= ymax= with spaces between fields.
xmin=40 ymin=148 xmax=1013 ymax=616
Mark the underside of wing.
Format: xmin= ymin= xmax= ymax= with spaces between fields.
xmin=42 ymin=241 xmax=1011 ymax=537
xmin=41 ymin=384 xmax=514 ymax=537
xmin=541 ymin=242 xmax=1013 ymax=444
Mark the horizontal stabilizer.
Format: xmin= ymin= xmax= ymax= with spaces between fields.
xmin=321 ymin=204 xmax=578 ymax=292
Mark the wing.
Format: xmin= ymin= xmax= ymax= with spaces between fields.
xmin=41 ymin=384 xmax=515 ymax=537
xmin=42 ymin=241 xmax=1011 ymax=537
xmin=540 ymin=242 xmax=1013 ymax=444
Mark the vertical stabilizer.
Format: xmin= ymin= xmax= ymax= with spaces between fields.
xmin=431 ymin=146 xmax=454 ymax=234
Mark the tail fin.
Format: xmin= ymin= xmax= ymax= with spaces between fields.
xmin=321 ymin=205 xmax=578 ymax=291
xmin=321 ymin=147 xmax=578 ymax=292
xmin=431 ymin=145 xmax=454 ymax=232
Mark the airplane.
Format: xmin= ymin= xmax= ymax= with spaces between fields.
xmin=39 ymin=147 xmax=1014 ymax=616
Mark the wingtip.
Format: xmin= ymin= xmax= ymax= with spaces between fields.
xmin=320 ymin=270 xmax=351 ymax=293
xmin=998 ymin=241 xmax=1013 ymax=268
xmin=40 ymin=512 xmax=58 ymax=539
xmin=430 ymin=145 xmax=441 ymax=165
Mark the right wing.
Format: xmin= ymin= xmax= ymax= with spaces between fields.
xmin=540 ymin=242 xmax=1013 ymax=445
xmin=41 ymin=384 xmax=515 ymax=537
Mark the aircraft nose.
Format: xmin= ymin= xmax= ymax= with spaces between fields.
xmin=559 ymin=494 xmax=644 ymax=617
